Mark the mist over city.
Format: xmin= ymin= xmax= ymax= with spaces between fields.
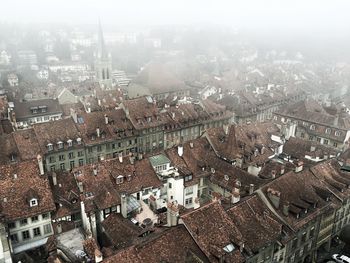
xmin=1 ymin=1 xmax=350 ymax=263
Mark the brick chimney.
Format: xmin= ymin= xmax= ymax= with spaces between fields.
xmin=167 ymin=201 xmax=179 ymax=226
xmin=37 ymin=154 xmax=44 ymax=175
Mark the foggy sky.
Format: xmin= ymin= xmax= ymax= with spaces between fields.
xmin=0 ymin=0 xmax=350 ymax=31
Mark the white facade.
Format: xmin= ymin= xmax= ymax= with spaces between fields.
xmin=8 ymin=213 xmax=53 ymax=254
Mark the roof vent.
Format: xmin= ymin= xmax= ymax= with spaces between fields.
xmin=13 ymin=174 xmax=17 ymax=179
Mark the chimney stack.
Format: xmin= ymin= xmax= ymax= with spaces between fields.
xmin=295 ymin=160 xmax=303 ymax=173
xmin=96 ymin=127 xmax=100 ymax=138
xmin=280 ymin=165 xmax=285 ymax=175
xmin=283 ymin=202 xmax=290 ymax=216
xmin=78 ymin=181 xmax=84 ymax=193
xmin=177 ymin=145 xmax=183 ymax=157
xmin=167 ymin=201 xmax=179 ymax=227
xmin=93 ymin=165 xmax=98 ymax=176
xmin=189 ymin=142 xmax=194 ymax=148
xmin=249 ymin=184 xmax=254 ymax=195
xmin=121 ymin=193 xmax=127 ymax=218
xmin=52 ymin=172 xmax=57 ymax=186
xmin=37 ymin=155 xmax=44 ymax=175
xmin=223 ymin=124 xmax=229 ymax=135
xmin=271 ymin=170 xmax=276 ymax=179
xmin=104 ymin=114 xmax=109 ymax=125
xmin=231 ymin=181 xmax=241 ymax=204
xmin=118 ymin=152 xmax=123 ymax=163
xmin=267 ymin=188 xmax=281 ymax=209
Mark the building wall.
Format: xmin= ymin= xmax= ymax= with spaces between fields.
xmin=45 ymin=147 xmax=85 ymax=172
xmin=8 ymin=213 xmax=53 ymax=253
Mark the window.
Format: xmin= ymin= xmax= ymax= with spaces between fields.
xmin=70 ymin=161 xmax=75 ymax=169
xmin=77 ymin=138 xmax=82 ymax=145
xmin=68 ymin=152 xmax=74 ymax=159
xmin=30 ymin=199 xmax=38 ymax=207
xmin=88 ymin=147 xmax=92 ymax=153
xmin=22 ymin=230 xmax=30 ymax=240
xmin=44 ymin=224 xmax=52 ymax=234
xmin=47 ymin=143 xmax=53 ymax=151
xmin=334 ymin=142 xmax=338 ymax=148
xmin=60 ymin=163 xmax=65 ymax=171
xmin=309 ymin=135 xmax=314 ymax=141
xmin=42 ymin=213 xmax=49 ymax=219
xmin=59 ymin=154 xmax=65 ymax=161
xmin=316 ymin=137 xmax=321 ymax=143
xmin=8 ymin=222 xmax=15 ymax=229
xmin=324 ymin=139 xmax=329 ymax=145
xmin=31 ymin=216 xmax=39 ymax=222
xmin=49 ymin=156 xmax=55 ymax=163
xmin=335 ymin=131 xmax=341 ymax=137
xmin=67 ymin=139 xmax=73 ymax=147
xmin=185 ymin=197 xmax=193 ymax=205
xmin=325 ymin=128 xmax=331 ymax=134
xmin=168 ymin=182 xmax=172 ymax=189
xmin=112 ymin=143 xmax=116 ymax=149
xmin=97 ymin=145 xmax=102 ymax=152
xmin=79 ymin=159 xmax=84 ymax=166
xmin=310 ymin=124 xmax=315 ymax=130
xmin=185 ymin=186 xmax=194 ymax=195
xmin=50 ymin=165 xmax=56 ymax=171
xmin=116 ymin=175 xmax=124 ymax=184
xmin=300 ymin=132 xmax=305 ymax=138
xmin=10 ymin=234 xmax=18 ymax=243
xmin=33 ymin=227 xmax=41 ymax=237
xmin=78 ymin=151 xmax=84 ymax=157
xmin=185 ymin=175 xmax=193 ymax=182
xmin=57 ymin=141 xmax=63 ymax=149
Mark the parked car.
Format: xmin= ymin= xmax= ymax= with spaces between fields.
xmin=332 ymin=254 xmax=350 ymax=263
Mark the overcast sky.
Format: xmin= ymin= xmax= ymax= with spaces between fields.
xmin=1 ymin=0 xmax=349 ymax=31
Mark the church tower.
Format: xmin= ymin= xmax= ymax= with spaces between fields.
xmin=95 ymin=20 xmax=113 ymax=90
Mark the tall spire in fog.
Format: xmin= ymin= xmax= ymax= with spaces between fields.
xmin=97 ymin=18 xmax=108 ymax=60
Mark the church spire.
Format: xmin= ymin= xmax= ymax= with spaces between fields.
xmin=97 ymin=18 xmax=108 ymax=60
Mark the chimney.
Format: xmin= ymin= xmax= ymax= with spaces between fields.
xmin=271 ymin=170 xmax=276 ymax=179
xmin=167 ymin=201 xmax=179 ymax=227
xmin=121 ymin=193 xmax=127 ymax=218
xmin=52 ymin=172 xmax=57 ymax=186
xmin=189 ymin=142 xmax=194 ymax=148
xmin=310 ymin=145 xmax=316 ymax=152
xmin=280 ymin=165 xmax=285 ymax=175
xmin=239 ymin=242 xmax=245 ymax=253
xmin=118 ymin=152 xmax=123 ymax=163
xmin=138 ymin=152 xmax=143 ymax=160
xmin=267 ymin=188 xmax=281 ymax=208
xmin=261 ymin=146 xmax=265 ymax=155
xmin=104 ymin=114 xmax=109 ymax=124
xmin=96 ymin=127 xmax=100 ymax=138
xmin=223 ymin=124 xmax=229 ymax=135
xmin=177 ymin=145 xmax=183 ymax=157
xmin=95 ymin=248 xmax=103 ymax=263
xmin=249 ymin=184 xmax=254 ymax=195
xmin=13 ymin=174 xmax=17 ymax=179
xmin=78 ymin=181 xmax=84 ymax=193
xmin=93 ymin=165 xmax=98 ymax=176
xmin=283 ymin=202 xmax=290 ymax=216
xmin=70 ymin=108 xmax=78 ymax=123
xmin=98 ymin=99 xmax=101 ymax=106
xmin=37 ymin=155 xmax=44 ymax=175
xmin=129 ymin=156 xmax=135 ymax=165
xmin=295 ymin=161 xmax=303 ymax=173
xmin=231 ymin=181 xmax=241 ymax=204
xmin=171 ymin=112 xmax=175 ymax=119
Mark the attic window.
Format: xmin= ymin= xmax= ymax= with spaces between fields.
xmin=310 ymin=124 xmax=315 ymax=130
xmin=335 ymin=131 xmax=341 ymax=137
xmin=116 ymin=175 xmax=124 ymax=184
xmin=57 ymin=141 xmax=63 ymax=149
xmin=67 ymin=139 xmax=73 ymax=147
xmin=30 ymin=198 xmax=38 ymax=207
xmin=47 ymin=143 xmax=53 ymax=151
xmin=185 ymin=175 xmax=193 ymax=182
xmin=77 ymin=138 xmax=82 ymax=145
xmin=223 ymin=244 xmax=235 ymax=253
xmin=325 ymin=128 xmax=331 ymax=134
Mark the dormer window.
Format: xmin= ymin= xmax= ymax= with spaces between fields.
xmin=67 ymin=139 xmax=73 ymax=147
xmin=310 ymin=124 xmax=315 ymax=130
xmin=116 ymin=175 xmax=124 ymax=184
xmin=57 ymin=141 xmax=63 ymax=149
xmin=47 ymin=143 xmax=53 ymax=151
xmin=77 ymin=138 xmax=82 ymax=145
xmin=30 ymin=198 xmax=38 ymax=207
xmin=335 ymin=131 xmax=341 ymax=137
xmin=325 ymin=128 xmax=331 ymax=134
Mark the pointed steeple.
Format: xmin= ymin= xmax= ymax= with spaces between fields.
xmin=97 ymin=18 xmax=108 ymax=60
